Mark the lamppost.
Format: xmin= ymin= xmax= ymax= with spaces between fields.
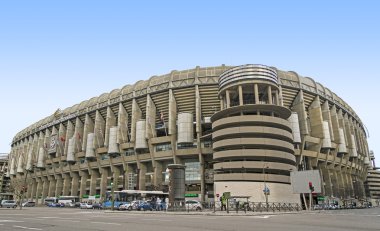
xmin=20 ymin=165 xmax=35 ymax=210
xmin=263 ymin=165 xmax=269 ymax=211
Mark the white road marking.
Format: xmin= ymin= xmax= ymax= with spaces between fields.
xmin=37 ymin=217 xmax=59 ymax=219
xmin=0 ymin=220 xmax=24 ymax=223
xmin=142 ymin=218 xmax=172 ymax=222
xmin=13 ymin=225 xmax=43 ymax=230
xmin=254 ymin=215 xmax=271 ymax=219
xmin=91 ymin=221 xmax=121 ymax=226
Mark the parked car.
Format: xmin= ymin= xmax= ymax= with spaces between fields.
xmin=185 ymin=200 xmax=202 ymax=211
xmin=80 ymin=203 xmax=93 ymax=209
xmin=131 ymin=200 xmax=145 ymax=210
xmin=136 ymin=201 xmax=154 ymax=211
xmin=92 ymin=203 xmax=103 ymax=210
xmin=22 ymin=201 xmax=36 ymax=207
xmin=1 ymin=200 xmax=17 ymax=208
xmin=118 ymin=202 xmax=132 ymax=211
xmin=48 ymin=202 xmax=64 ymax=207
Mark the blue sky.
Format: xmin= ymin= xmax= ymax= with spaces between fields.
xmin=0 ymin=0 xmax=379 ymax=164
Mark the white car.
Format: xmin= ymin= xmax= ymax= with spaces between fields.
xmin=185 ymin=200 xmax=202 ymax=211
xmin=118 ymin=202 xmax=132 ymax=211
xmin=80 ymin=203 xmax=93 ymax=209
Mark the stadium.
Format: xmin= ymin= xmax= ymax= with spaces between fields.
xmin=7 ymin=64 xmax=373 ymax=206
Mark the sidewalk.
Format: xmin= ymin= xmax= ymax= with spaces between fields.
xmin=104 ymin=209 xmax=303 ymax=216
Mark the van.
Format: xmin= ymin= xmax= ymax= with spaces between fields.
xmin=1 ymin=200 xmax=17 ymax=208
xmin=22 ymin=201 xmax=36 ymax=207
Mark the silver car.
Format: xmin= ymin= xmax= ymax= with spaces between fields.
xmin=1 ymin=200 xmax=17 ymax=208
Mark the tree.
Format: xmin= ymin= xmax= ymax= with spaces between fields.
xmin=9 ymin=177 xmax=26 ymax=208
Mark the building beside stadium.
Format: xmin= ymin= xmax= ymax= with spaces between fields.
xmin=8 ymin=64 xmax=374 ymax=205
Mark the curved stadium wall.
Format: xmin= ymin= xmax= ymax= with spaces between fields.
xmin=8 ymin=64 xmax=372 ymax=205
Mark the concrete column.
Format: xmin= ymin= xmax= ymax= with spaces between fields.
xmin=291 ymin=90 xmax=309 ymax=135
xmin=168 ymin=89 xmax=177 ymax=136
xmin=48 ymin=175 xmax=56 ymax=197
xmin=112 ymin=168 xmax=121 ymax=191
xmin=42 ymin=176 xmax=49 ymax=200
xmin=28 ymin=179 xmax=37 ymax=201
xmin=106 ymin=107 xmax=117 ymax=148
xmin=94 ymin=110 xmax=106 ymax=149
xmin=90 ymin=169 xmax=99 ymax=196
xmin=238 ymin=85 xmax=243 ymax=106
xmin=275 ymin=90 xmax=279 ymax=106
xmin=153 ymin=161 xmax=163 ymax=189
xmin=131 ymin=99 xmax=142 ymax=142
xmin=254 ymin=84 xmax=259 ymax=104
xmin=117 ymin=103 xmax=129 ymax=143
xmin=125 ymin=165 xmax=134 ymax=190
xmin=138 ymin=163 xmax=147 ymax=190
xmin=63 ymin=174 xmax=71 ymax=196
xmin=338 ymin=171 xmax=346 ymax=199
xmin=267 ymin=86 xmax=272 ymax=104
xmin=55 ymin=175 xmax=63 ymax=197
xmin=79 ymin=171 xmax=89 ymax=199
xmin=70 ymin=172 xmax=80 ymax=196
xmin=332 ymin=170 xmax=341 ymax=198
xmin=100 ymin=168 xmax=108 ymax=199
xmin=35 ymin=178 xmax=43 ymax=205
xmin=321 ymin=167 xmax=332 ymax=197
xmin=82 ymin=114 xmax=94 ymax=152
xmin=226 ymin=90 xmax=230 ymax=108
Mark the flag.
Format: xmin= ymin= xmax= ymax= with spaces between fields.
xmin=60 ymin=136 xmax=66 ymax=142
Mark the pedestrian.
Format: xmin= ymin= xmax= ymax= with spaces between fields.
xmin=165 ymin=197 xmax=169 ymax=212
xmin=221 ymin=195 xmax=227 ymax=211
xmin=156 ymin=197 xmax=161 ymax=211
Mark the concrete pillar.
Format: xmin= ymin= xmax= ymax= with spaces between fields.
xmin=146 ymin=95 xmax=157 ymax=139
xmin=90 ymin=169 xmax=99 ymax=196
xmin=131 ymin=99 xmax=142 ymax=142
xmin=64 ymin=120 xmax=75 ymax=156
xmin=29 ymin=178 xmax=37 ymax=201
xmin=82 ymin=114 xmax=94 ymax=152
xmin=94 ymin=110 xmax=106 ymax=149
xmin=309 ymin=96 xmax=324 ymax=139
xmin=254 ymin=84 xmax=259 ymax=104
xmin=153 ymin=161 xmax=163 ymax=188
xmin=73 ymin=117 xmax=84 ymax=153
xmin=238 ymin=85 xmax=243 ymax=106
xmin=321 ymin=167 xmax=332 ymax=197
xmin=42 ymin=176 xmax=49 ymax=200
xmin=117 ymin=103 xmax=129 ymax=143
xmin=267 ymin=86 xmax=272 ymax=104
xmin=48 ymin=175 xmax=56 ymax=197
xmin=168 ymin=89 xmax=177 ymax=136
xmin=63 ymin=174 xmax=71 ymax=196
xmin=100 ymin=168 xmax=108 ymax=199
xmin=125 ymin=165 xmax=134 ymax=190
xmin=138 ymin=163 xmax=147 ymax=190
xmin=35 ymin=178 xmax=43 ymax=205
xmin=226 ymin=90 xmax=230 ymax=108
xmin=70 ymin=172 xmax=80 ymax=196
xmin=112 ymin=168 xmax=121 ymax=191
xmin=291 ymin=90 xmax=309 ymax=135
xmin=79 ymin=171 xmax=89 ymax=199
xmin=55 ymin=175 xmax=63 ymax=197
xmin=105 ymin=107 xmax=117 ymax=147
xmin=275 ymin=90 xmax=279 ymax=106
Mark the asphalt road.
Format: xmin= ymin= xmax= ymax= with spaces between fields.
xmin=1 ymin=207 xmax=379 ymax=231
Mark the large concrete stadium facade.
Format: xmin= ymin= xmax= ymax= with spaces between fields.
xmin=8 ymin=64 xmax=372 ymax=205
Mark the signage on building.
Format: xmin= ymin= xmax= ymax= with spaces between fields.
xmin=48 ymin=135 xmax=57 ymax=154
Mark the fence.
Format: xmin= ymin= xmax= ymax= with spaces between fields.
xmin=167 ymin=201 xmax=301 ymax=213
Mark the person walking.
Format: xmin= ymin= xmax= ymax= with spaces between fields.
xmin=165 ymin=197 xmax=169 ymax=212
xmin=221 ymin=195 xmax=227 ymax=211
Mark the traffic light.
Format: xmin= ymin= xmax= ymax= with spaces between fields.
xmin=309 ymin=182 xmax=314 ymax=192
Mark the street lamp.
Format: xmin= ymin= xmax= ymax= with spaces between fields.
xmin=263 ymin=164 xmax=269 ymax=211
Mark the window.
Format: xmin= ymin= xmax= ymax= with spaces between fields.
xmin=185 ymin=162 xmax=201 ymax=181
xmin=156 ymin=143 xmax=172 ymax=152
xmin=177 ymin=143 xmax=197 ymax=150
xmin=125 ymin=148 xmax=135 ymax=156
